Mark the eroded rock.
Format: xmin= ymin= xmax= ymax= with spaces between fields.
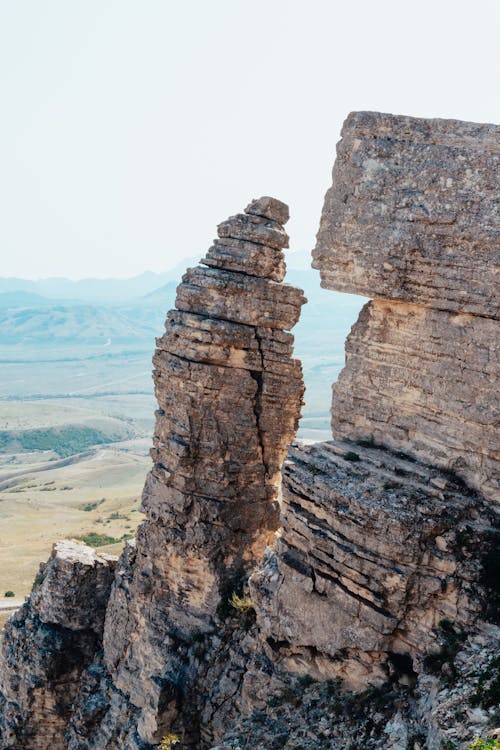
xmin=0 ymin=542 xmax=116 ymax=749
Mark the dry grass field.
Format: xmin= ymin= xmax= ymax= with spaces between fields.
xmin=0 ymin=442 xmax=150 ymax=600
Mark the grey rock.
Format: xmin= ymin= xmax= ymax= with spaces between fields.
xmin=313 ymin=111 xmax=500 ymax=318
xmin=245 ymin=196 xmax=290 ymax=225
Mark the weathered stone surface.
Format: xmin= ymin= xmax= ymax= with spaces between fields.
xmin=251 ymin=441 xmax=495 ymax=690
xmin=176 ymin=266 xmax=304 ymax=329
xmin=63 ymin=198 xmax=304 ymax=748
xmin=218 ymin=212 xmax=289 ymax=250
xmin=203 ymin=238 xmax=286 ymax=281
xmin=245 ymin=196 xmax=290 ymax=225
xmin=331 ymin=299 xmax=499 ymax=505
xmin=0 ymin=542 xmax=116 ymax=749
xmin=313 ymin=111 xmax=500 ymax=318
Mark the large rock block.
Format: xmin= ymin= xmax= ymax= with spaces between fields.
xmin=313 ymin=111 xmax=500 ymax=317
xmin=332 ymin=299 xmax=499 ymax=504
xmin=251 ymin=441 xmax=494 ymax=689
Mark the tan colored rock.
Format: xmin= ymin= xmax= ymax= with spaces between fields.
xmin=331 ymin=299 xmax=499 ymax=504
xmin=251 ymin=441 xmax=493 ymax=690
xmin=68 ymin=197 xmax=305 ymax=747
xmin=313 ymin=111 xmax=500 ymax=318
xmin=245 ymin=196 xmax=290 ymax=225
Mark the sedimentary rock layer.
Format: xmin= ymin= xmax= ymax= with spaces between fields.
xmin=251 ymin=441 xmax=493 ymax=690
xmin=313 ymin=111 xmax=500 ymax=318
xmin=331 ymin=299 xmax=499 ymax=504
xmin=67 ymin=196 xmax=306 ymax=749
xmin=0 ymin=542 xmax=116 ymax=749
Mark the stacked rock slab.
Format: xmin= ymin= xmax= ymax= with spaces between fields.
xmin=0 ymin=542 xmax=116 ymax=749
xmin=313 ymin=110 xmax=500 ymax=504
xmin=63 ymin=197 xmax=304 ymax=749
xmin=251 ymin=112 xmax=499 ymax=690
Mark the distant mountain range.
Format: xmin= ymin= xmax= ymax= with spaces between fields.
xmin=0 ymin=261 xmax=198 ymax=303
xmin=0 ymin=256 xmax=364 ymax=345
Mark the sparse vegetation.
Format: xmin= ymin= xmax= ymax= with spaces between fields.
xmin=229 ymin=591 xmax=254 ymax=612
xmin=470 ymin=654 xmax=500 ymax=710
xmin=467 ymin=740 xmax=500 ymax=750
xmin=32 ymin=572 xmax=45 ymax=590
xmin=344 ymin=451 xmax=360 ymax=462
xmin=75 ymin=532 xmax=133 ymax=548
xmin=423 ymin=619 xmax=466 ymax=681
xmin=0 ymin=425 xmax=120 ymax=458
xmin=4 ymin=591 xmax=15 ymax=597
xmin=158 ymin=734 xmax=180 ymax=750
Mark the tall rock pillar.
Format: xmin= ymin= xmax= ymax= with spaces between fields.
xmin=95 ymin=197 xmax=306 ymax=745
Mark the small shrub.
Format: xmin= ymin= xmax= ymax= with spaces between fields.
xmin=468 ymin=740 xmax=500 ymax=750
xmin=469 ymin=654 xmax=500 ymax=709
xmin=344 ymin=451 xmax=360 ymax=462
xmin=296 ymin=673 xmax=314 ymax=689
xmin=81 ymin=502 xmax=99 ymax=512
xmin=158 ymin=734 xmax=180 ymax=750
xmin=230 ymin=591 xmax=254 ymax=612
xmin=4 ymin=591 xmax=15 ymax=598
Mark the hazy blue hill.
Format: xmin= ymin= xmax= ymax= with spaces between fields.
xmin=0 ymin=259 xmax=198 ymax=303
xmin=0 ymin=291 xmax=62 ymax=309
xmin=0 ymin=304 xmax=157 ymax=344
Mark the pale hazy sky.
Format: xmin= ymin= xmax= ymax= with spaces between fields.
xmin=1 ymin=0 xmax=499 ymax=279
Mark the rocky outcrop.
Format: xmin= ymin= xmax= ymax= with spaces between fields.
xmin=251 ymin=441 xmax=495 ymax=690
xmin=311 ymin=111 xmax=500 ymax=506
xmin=2 ymin=116 xmax=499 ymax=750
xmin=0 ymin=542 xmax=116 ymax=749
xmin=249 ymin=112 xmax=499 ymax=741
xmin=64 ymin=197 xmax=305 ymax=749
xmin=312 ymin=111 xmax=500 ymax=318
xmin=332 ymin=299 xmax=499 ymax=503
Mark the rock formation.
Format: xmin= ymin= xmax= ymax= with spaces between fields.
xmin=1 ymin=115 xmax=499 ymax=750
xmin=0 ymin=196 xmax=306 ymax=749
xmin=312 ymin=110 xmax=499 ymax=502
xmin=0 ymin=542 xmax=116 ymax=749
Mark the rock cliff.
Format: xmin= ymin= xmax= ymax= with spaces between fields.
xmin=1 ymin=115 xmax=499 ymax=750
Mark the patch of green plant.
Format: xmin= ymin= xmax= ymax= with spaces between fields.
xmin=467 ymin=739 xmax=500 ymax=749
xmin=344 ymin=451 xmax=360 ymax=462
xmin=230 ymin=591 xmax=254 ymax=612
xmin=296 ymin=673 xmax=314 ymax=689
xmin=4 ymin=591 xmax=15 ymax=597
xmin=423 ymin=620 xmax=466 ymax=680
xmin=75 ymin=532 xmax=133 ymax=548
xmin=0 ymin=425 xmax=118 ymax=458
xmin=470 ymin=654 xmax=500 ymax=710
xmin=31 ymin=572 xmax=45 ymax=590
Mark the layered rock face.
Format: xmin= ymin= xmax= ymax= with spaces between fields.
xmin=66 ymin=197 xmax=302 ymax=749
xmin=0 ymin=542 xmax=116 ymax=749
xmin=251 ymin=441 xmax=493 ymax=690
xmin=253 ymin=112 xmax=499 ymax=709
xmin=312 ymin=111 xmax=500 ymax=504
xmin=332 ymin=300 xmax=499 ymax=502
xmin=312 ymin=111 xmax=500 ymax=318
